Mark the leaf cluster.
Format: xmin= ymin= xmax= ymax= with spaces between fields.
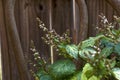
xmin=31 ymin=15 xmax=120 ymax=80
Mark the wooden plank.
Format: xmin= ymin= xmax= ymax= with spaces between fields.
xmin=72 ymin=0 xmax=77 ymax=43
xmin=8 ymin=38 xmax=20 ymax=80
xmin=76 ymin=0 xmax=88 ymax=41
xmin=105 ymin=0 xmax=120 ymax=16
xmin=86 ymin=0 xmax=95 ymax=36
xmin=30 ymin=0 xmax=50 ymax=61
xmin=0 ymin=0 xmax=11 ymax=79
xmin=86 ymin=0 xmax=92 ymax=37
xmin=48 ymin=0 xmax=54 ymax=64
xmin=19 ymin=0 xmax=29 ymax=62
xmin=8 ymin=0 xmax=21 ymax=80
xmin=0 ymin=36 xmax=1 ymax=80
xmin=3 ymin=0 xmax=31 ymax=79
xmin=105 ymin=0 xmax=114 ymax=22
xmin=52 ymin=0 xmax=72 ymax=60
xmin=91 ymin=0 xmax=96 ymax=26
xmin=75 ymin=2 xmax=80 ymax=43
xmin=52 ymin=0 xmax=72 ymax=34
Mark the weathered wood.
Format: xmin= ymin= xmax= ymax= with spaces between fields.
xmin=52 ymin=0 xmax=73 ymax=60
xmin=52 ymin=0 xmax=71 ymax=34
xmin=76 ymin=0 xmax=88 ymax=41
xmin=105 ymin=0 xmax=120 ymax=16
xmin=72 ymin=0 xmax=77 ymax=43
xmin=0 ymin=0 xmax=11 ymax=79
xmin=1 ymin=0 xmax=120 ymax=79
xmin=19 ymin=0 xmax=29 ymax=58
xmin=3 ymin=0 xmax=31 ymax=79
xmin=105 ymin=0 xmax=114 ymax=22
xmin=85 ymin=0 xmax=117 ymax=37
xmin=33 ymin=0 xmax=51 ymax=60
xmin=8 ymin=0 xmax=20 ymax=79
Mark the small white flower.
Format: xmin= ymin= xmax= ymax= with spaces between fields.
xmin=97 ymin=48 xmax=100 ymax=51
xmin=31 ymin=48 xmax=36 ymax=52
xmin=93 ymin=46 xmax=97 ymax=49
xmin=41 ymin=23 xmax=45 ymax=26
xmin=33 ymin=64 xmax=36 ymax=67
xmin=111 ymin=36 xmax=114 ymax=39
xmin=34 ymin=52 xmax=39 ymax=55
xmin=92 ymin=54 xmax=95 ymax=57
xmin=38 ymin=57 xmax=41 ymax=59
xmin=43 ymin=27 xmax=47 ymax=31
xmin=103 ymin=16 xmax=106 ymax=19
xmin=98 ymin=51 xmax=100 ymax=54
xmin=106 ymin=65 xmax=109 ymax=68
xmin=34 ymin=58 xmax=37 ymax=60
xmin=103 ymin=19 xmax=108 ymax=24
xmin=109 ymin=25 xmax=114 ymax=28
xmin=36 ymin=17 xmax=40 ymax=21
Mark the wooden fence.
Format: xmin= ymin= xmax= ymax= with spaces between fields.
xmin=0 ymin=0 xmax=120 ymax=80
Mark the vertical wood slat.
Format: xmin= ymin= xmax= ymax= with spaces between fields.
xmin=52 ymin=0 xmax=72 ymax=60
xmin=72 ymin=0 xmax=77 ymax=43
xmin=9 ymin=0 xmax=20 ymax=79
xmin=86 ymin=0 xmax=92 ymax=36
xmin=19 ymin=0 xmax=29 ymax=59
xmin=72 ymin=0 xmax=76 ymax=31
xmin=0 ymin=35 xmax=1 ymax=80
xmin=105 ymin=1 xmax=114 ymax=22
xmin=75 ymin=2 xmax=80 ymax=43
xmin=48 ymin=0 xmax=54 ymax=64
xmin=0 ymin=0 xmax=11 ymax=79
xmin=76 ymin=0 xmax=88 ymax=41
xmin=8 ymin=36 xmax=20 ymax=80
xmin=3 ymin=0 xmax=31 ymax=79
xmin=31 ymin=0 xmax=51 ymax=61
xmin=52 ymin=0 xmax=72 ymax=35
xmin=87 ymin=0 xmax=97 ymax=36
xmin=92 ymin=0 xmax=97 ymax=34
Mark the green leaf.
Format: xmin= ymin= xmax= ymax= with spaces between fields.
xmin=112 ymin=29 xmax=120 ymax=36
xmin=50 ymin=59 xmax=76 ymax=78
xmin=100 ymin=39 xmax=115 ymax=47
xmin=117 ymin=37 xmax=120 ymax=42
xmin=110 ymin=60 xmax=116 ymax=68
xmin=40 ymin=75 xmax=53 ymax=80
xmin=97 ymin=60 xmax=108 ymax=76
xmin=112 ymin=68 xmax=120 ymax=80
xmin=70 ymin=71 xmax=82 ymax=80
xmin=80 ymin=35 xmax=104 ymax=49
xmin=57 ymin=43 xmax=68 ymax=57
xmin=79 ymin=48 xmax=96 ymax=60
xmin=36 ymin=69 xmax=46 ymax=78
xmin=81 ymin=63 xmax=101 ymax=80
xmin=66 ymin=44 xmax=78 ymax=59
xmin=81 ymin=63 xmax=94 ymax=80
xmin=58 ymin=43 xmax=66 ymax=49
xmin=36 ymin=69 xmax=53 ymax=80
xmin=89 ymin=75 xmax=100 ymax=80
xmin=114 ymin=43 xmax=120 ymax=55
xmin=101 ymin=47 xmax=113 ymax=57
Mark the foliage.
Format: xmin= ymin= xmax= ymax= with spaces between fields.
xmin=49 ymin=59 xmax=76 ymax=79
xmin=30 ymin=15 xmax=120 ymax=80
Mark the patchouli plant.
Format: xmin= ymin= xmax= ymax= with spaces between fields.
xmin=30 ymin=15 xmax=120 ymax=80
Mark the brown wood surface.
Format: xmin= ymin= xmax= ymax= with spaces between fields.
xmin=3 ymin=0 xmax=31 ymax=79
xmin=0 ymin=0 xmax=11 ymax=79
xmin=105 ymin=0 xmax=120 ymax=16
xmin=1 ymin=0 xmax=120 ymax=80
